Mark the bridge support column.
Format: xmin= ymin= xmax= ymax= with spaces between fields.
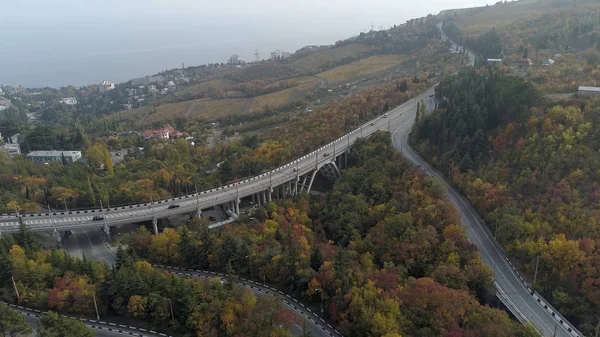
xmin=236 ymin=199 xmax=240 ymax=215
xmin=257 ymin=193 xmax=261 ymax=207
xmin=268 ymin=188 xmax=272 ymax=202
xmin=345 ymin=151 xmax=348 ymax=169
xmin=307 ymin=169 xmax=319 ymax=194
xmin=152 ymin=217 xmax=159 ymax=235
xmin=52 ymin=230 xmax=62 ymax=248
xmin=276 ymin=185 xmax=280 ymax=200
xmin=262 ymin=191 xmax=267 ymax=204
xmin=300 ymin=174 xmax=308 ymax=192
xmin=196 ymin=208 xmax=202 ymax=218
xmin=103 ymin=223 xmax=111 ymax=241
xmin=294 ymin=178 xmax=298 ymax=195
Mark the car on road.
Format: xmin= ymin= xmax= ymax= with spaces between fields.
xmin=168 ymin=204 xmax=180 ymax=209
xmin=323 ymin=152 xmax=330 ymax=157
xmin=370 ymin=122 xmax=374 ymax=126
xmin=429 ymin=94 xmax=434 ymax=97
xmin=383 ymin=113 xmax=389 ymax=118
xmin=92 ymin=216 xmax=104 ymax=221
xmin=209 ymin=215 xmax=217 ymax=221
xmin=293 ymin=167 xmax=299 ymax=172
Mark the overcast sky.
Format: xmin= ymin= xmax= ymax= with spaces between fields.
xmin=4 ymin=0 xmax=493 ymax=25
xmin=0 ymin=0 xmax=495 ymax=87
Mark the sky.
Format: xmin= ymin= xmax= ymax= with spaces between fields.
xmin=0 ymin=0 xmax=494 ymax=87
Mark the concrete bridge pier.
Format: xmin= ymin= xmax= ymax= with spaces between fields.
xmin=52 ymin=229 xmax=62 ymax=247
xmin=103 ymin=222 xmax=111 ymax=241
xmin=152 ymin=217 xmax=159 ymax=235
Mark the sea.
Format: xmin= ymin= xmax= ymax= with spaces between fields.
xmin=0 ymin=0 xmax=490 ymax=88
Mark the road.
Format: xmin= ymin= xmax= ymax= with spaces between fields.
xmin=160 ymin=266 xmax=338 ymax=337
xmin=0 ymin=93 xmax=428 ymax=233
xmin=8 ymin=303 xmax=171 ymax=337
xmin=62 ymin=228 xmax=116 ymax=265
xmin=387 ymin=97 xmax=579 ymax=336
xmin=3 ymin=21 xmax=579 ymax=337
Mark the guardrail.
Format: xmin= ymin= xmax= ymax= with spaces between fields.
xmin=1 ymin=89 xmax=429 ymax=221
xmin=2 ymin=300 xmax=172 ymax=337
xmin=155 ymin=264 xmax=344 ymax=337
xmin=504 ymin=258 xmax=583 ymax=337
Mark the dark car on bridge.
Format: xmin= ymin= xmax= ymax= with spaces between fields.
xmin=168 ymin=204 xmax=181 ymax=209
xmin=92 ymin=216 xmax=104 ymax=221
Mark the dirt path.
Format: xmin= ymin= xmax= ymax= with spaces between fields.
xmin=242 ymin=97 xmax=253 ymax=114
xmin=184 ymin=101 xmax=202 ymax=119
xmin=313 ymin=75 xmax=329 ymax=89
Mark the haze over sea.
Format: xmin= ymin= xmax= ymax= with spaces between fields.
xmin=0 ymin=0 xmax=490 ymax=88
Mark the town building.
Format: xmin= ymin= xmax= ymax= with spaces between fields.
xmin=517 ymin=58 xmax=533 ymax=69
xmin=143 ymin=125 xmax=175 ymax=140
xmin=578 ymin=86 xmax=600 ymax=96
xmin=542 ymin=59 xmax=555 ymax=66
xmin=27 ymin=150 xmax=82 ymax=164
xmin=60 ymin=97 xmax=78 ymax=105
xmin=487 ymin=59 xmax=503 ymax=66
xmin=148 ymin=85 xmax=158 ymax=93
xmin=9 ymin=133 xmax=20 ymax=144
xmin=0 ymin=98 xmax=12 ymax=111
xmin=99 ymin=80 xmax=115 ymax=93
xmin=1 ymin=143 xmax=21 ymax=157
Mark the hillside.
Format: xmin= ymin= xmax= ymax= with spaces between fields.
xmin=412 ymin=67 xmax=600 ymax=336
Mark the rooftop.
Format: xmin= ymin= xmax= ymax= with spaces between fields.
xmin=27 ymin=150 xmax=81 ymax=157
xmin=579 ymin=86 xmax=600 ymax=92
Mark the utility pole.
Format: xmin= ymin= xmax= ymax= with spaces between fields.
xmin=532 ymin=255 xmax=540 ymax=292
xmin=11 ymin=276 xmax=20 ymax=299
xmin=594 ymin=317 xmax=599 ymax=337
xmin=169 ymin=299 xmax=175 ymax=325
xmin=494 ymin=219 xmax=499 ymax=239
xmin=92 ymin=292 xmax=100 ymax=320
xmin=553 ymin=322 xmax=558 ymax=337
xmin=64 ymin=199 xmax=69 ymax=212
xmin=245 ymin=255 xmax=253 ymax=280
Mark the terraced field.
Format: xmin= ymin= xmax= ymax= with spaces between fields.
xmin=108 ymin=98 xmax=249 ymax=126
xmin=249 ymin=77 xmax=319 ymax=113
xmin=316 ymin=54 xmax=406 ymax=84
xmin=174 ymin=78 xmax=237 ymax=99
xmin=288 ymin=43 xmax=375 ymax=74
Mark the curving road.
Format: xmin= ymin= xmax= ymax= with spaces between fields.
xmin=0 ymin=92 xmax=434 ymax=234
xmin=160 ymin=265 xmax=339 ymax=337
xmin=387 ymin=97 xmax=581 ymax=336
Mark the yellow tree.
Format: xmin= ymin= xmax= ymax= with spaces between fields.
xmin=7 ymin=201 xmax=21 ymax=213
xmin=150 ymin=228 xmax=181 ymax=264
xmin=128 ymin=295 xmax=148 ymax=318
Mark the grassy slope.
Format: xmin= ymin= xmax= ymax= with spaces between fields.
xmin=287 ymin=43 xmax=375 ymax=74
xmin=316 ymin=55 xmax=406 ymax=85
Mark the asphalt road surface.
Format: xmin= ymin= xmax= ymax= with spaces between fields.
xmin=161 ymin=266 xmax=337 ymax=337
xmin=388 ymin=94 xmax=577 ymax=337
xmin=62 ymin=228 xmax=116 ymax=265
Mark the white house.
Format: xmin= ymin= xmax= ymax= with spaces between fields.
xmin=578 ymin=86 xmax=600 ymax=96
xmin=27 ymin=150 xmax=82 ymax=164
xmin=60 ymin=97 xmax=78 ymax=105
xmin=1 ymin=143 xmax=21 ymax=157
xmin=99 ymin=80 xmax=115 ymax=93
xmin=0 ymin=98 xmax=12 ymax=111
